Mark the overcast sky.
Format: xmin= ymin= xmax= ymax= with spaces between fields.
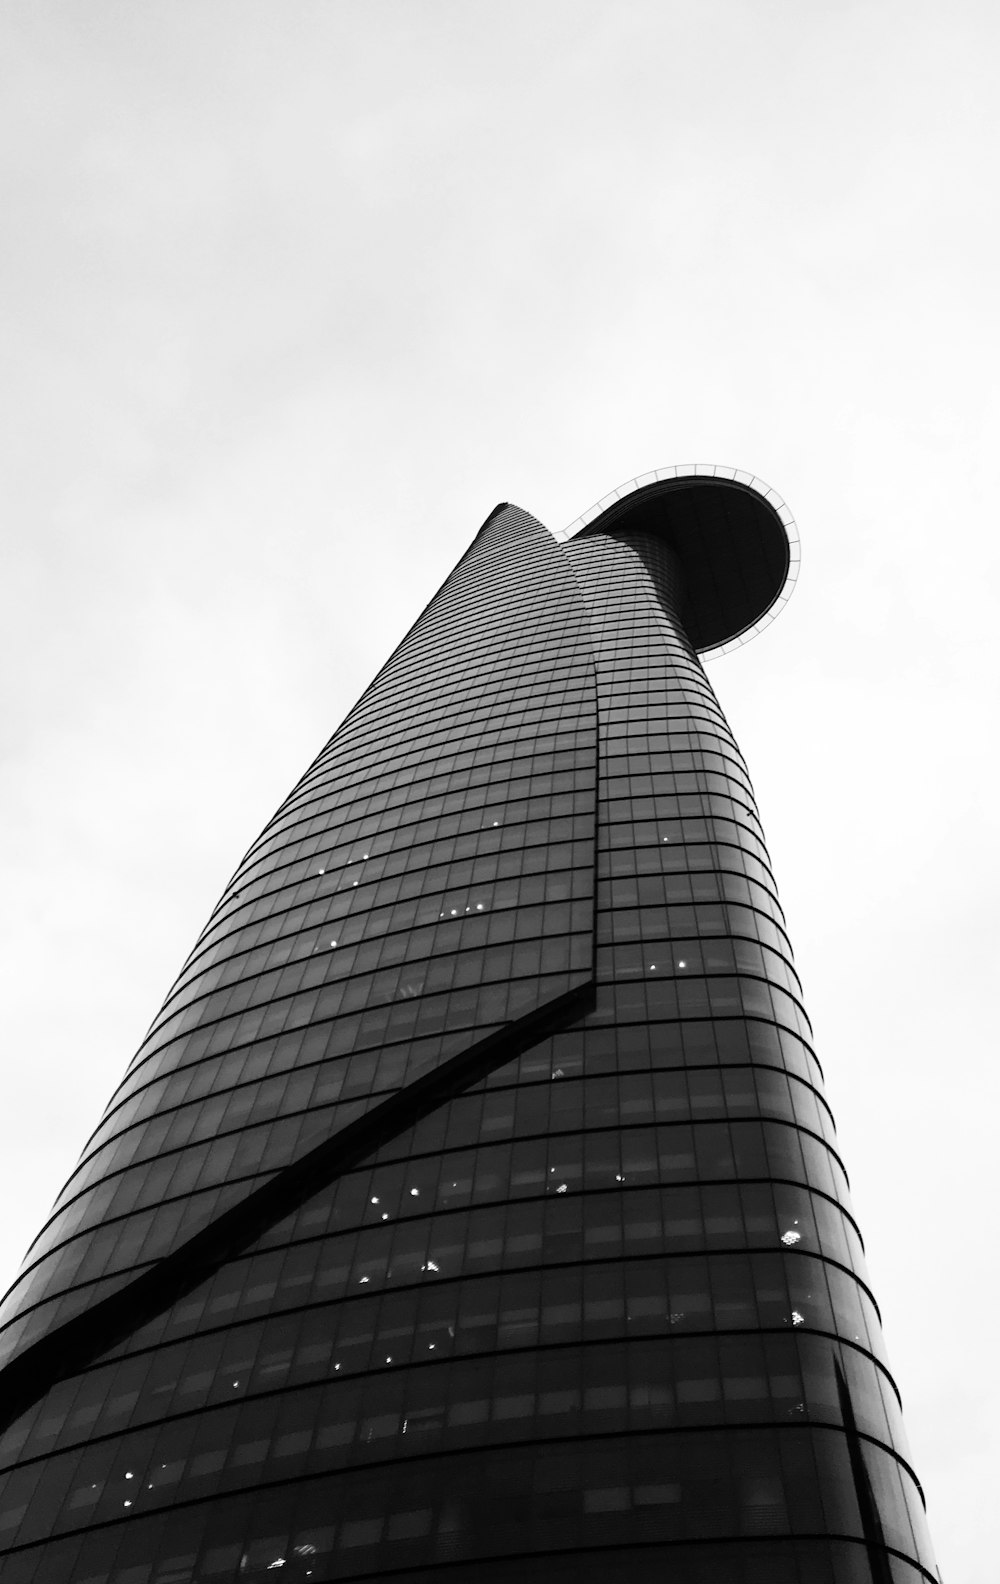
xmin=1 ymin=3 xmax=997 ymax=1577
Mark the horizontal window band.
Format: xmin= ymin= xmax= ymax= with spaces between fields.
xmin=80 ymin=1008 xmax=830 ymax=1186
xmin=111 ymin=1007 xmax=825 ymax=1151
xmin=277 ymin=726 xmax=740 ymax=833
xmin=42 ymin=1096 xmax=852 ymax=1265
xmin=227 ymin=783 xmax=757 ymax=926
xmin=286 ymin=719 xmax=730 ymax=831
xmin=2 ymin=1321 xmax=902 ymax=1480
xmin=260 ymin=760 xmax=752 ymax=868
xmin=254 ymin=746 xmax=750 ymax=870
xmin=166 ymin=891 xmax=790 ymax=1031
xmin=173 ymin=866 xmax=774 ymax=1027
xmin=0 ymin=1362 xmax=913 ymax=1502
xmin=300 ymin=708 xmax=729 ymax=801
xmin=149 ymin=920 xmax=797 ymax=1064
xmin=0 ymin=1424 xmax=931 ymax=1570
xmin=74 ymin=1051 xmax=837 ymax=1195
xmin=158 ymin=852 xmax=782 ymax=1032
xmin=10 ymin=1129 xmax=862 ymax=1332
xmin=177 ymin=863 xmax=787 ymax=1015
xmin=226 ymin=801 xmax=769 ymax=922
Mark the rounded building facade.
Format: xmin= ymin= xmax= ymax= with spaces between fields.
xmin=0 ymin=477 xmax=938 ymax=1582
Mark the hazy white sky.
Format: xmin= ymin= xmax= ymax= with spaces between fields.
xmin=1 ymin=2 xmax=997 ymax=1576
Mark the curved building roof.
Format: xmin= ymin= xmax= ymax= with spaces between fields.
xmin=559 ymin=464 xmax=799 ymax=655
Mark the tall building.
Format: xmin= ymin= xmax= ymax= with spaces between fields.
xmin=0 ymin=467 xmax=937 ymax=1584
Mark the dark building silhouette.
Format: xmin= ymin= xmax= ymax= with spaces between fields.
xmin=0 ymin=468 xmax=938 ymax=1583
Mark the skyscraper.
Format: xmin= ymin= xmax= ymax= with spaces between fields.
xmin=0 ymin=467 xmax=937 ymax=1583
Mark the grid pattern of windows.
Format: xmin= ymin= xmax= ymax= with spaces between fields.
xmin=0 ymin=506 xmax=598 ymax=1373
xmin=0 ymin=503 xmax=936 ymax=1582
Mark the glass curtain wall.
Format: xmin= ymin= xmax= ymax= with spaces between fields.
xmin=0 ymin=501 xmax=937 ymax=1584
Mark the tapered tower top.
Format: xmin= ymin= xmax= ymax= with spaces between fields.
xmin=557 ymin=464 xmax=799 ymax=655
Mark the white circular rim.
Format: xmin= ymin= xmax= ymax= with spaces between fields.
xmin=553 ymin=463 xmax=800 ymax=657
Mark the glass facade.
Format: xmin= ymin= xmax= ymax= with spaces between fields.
xmin=0 ymin=481 xmax=938 ymax=1582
